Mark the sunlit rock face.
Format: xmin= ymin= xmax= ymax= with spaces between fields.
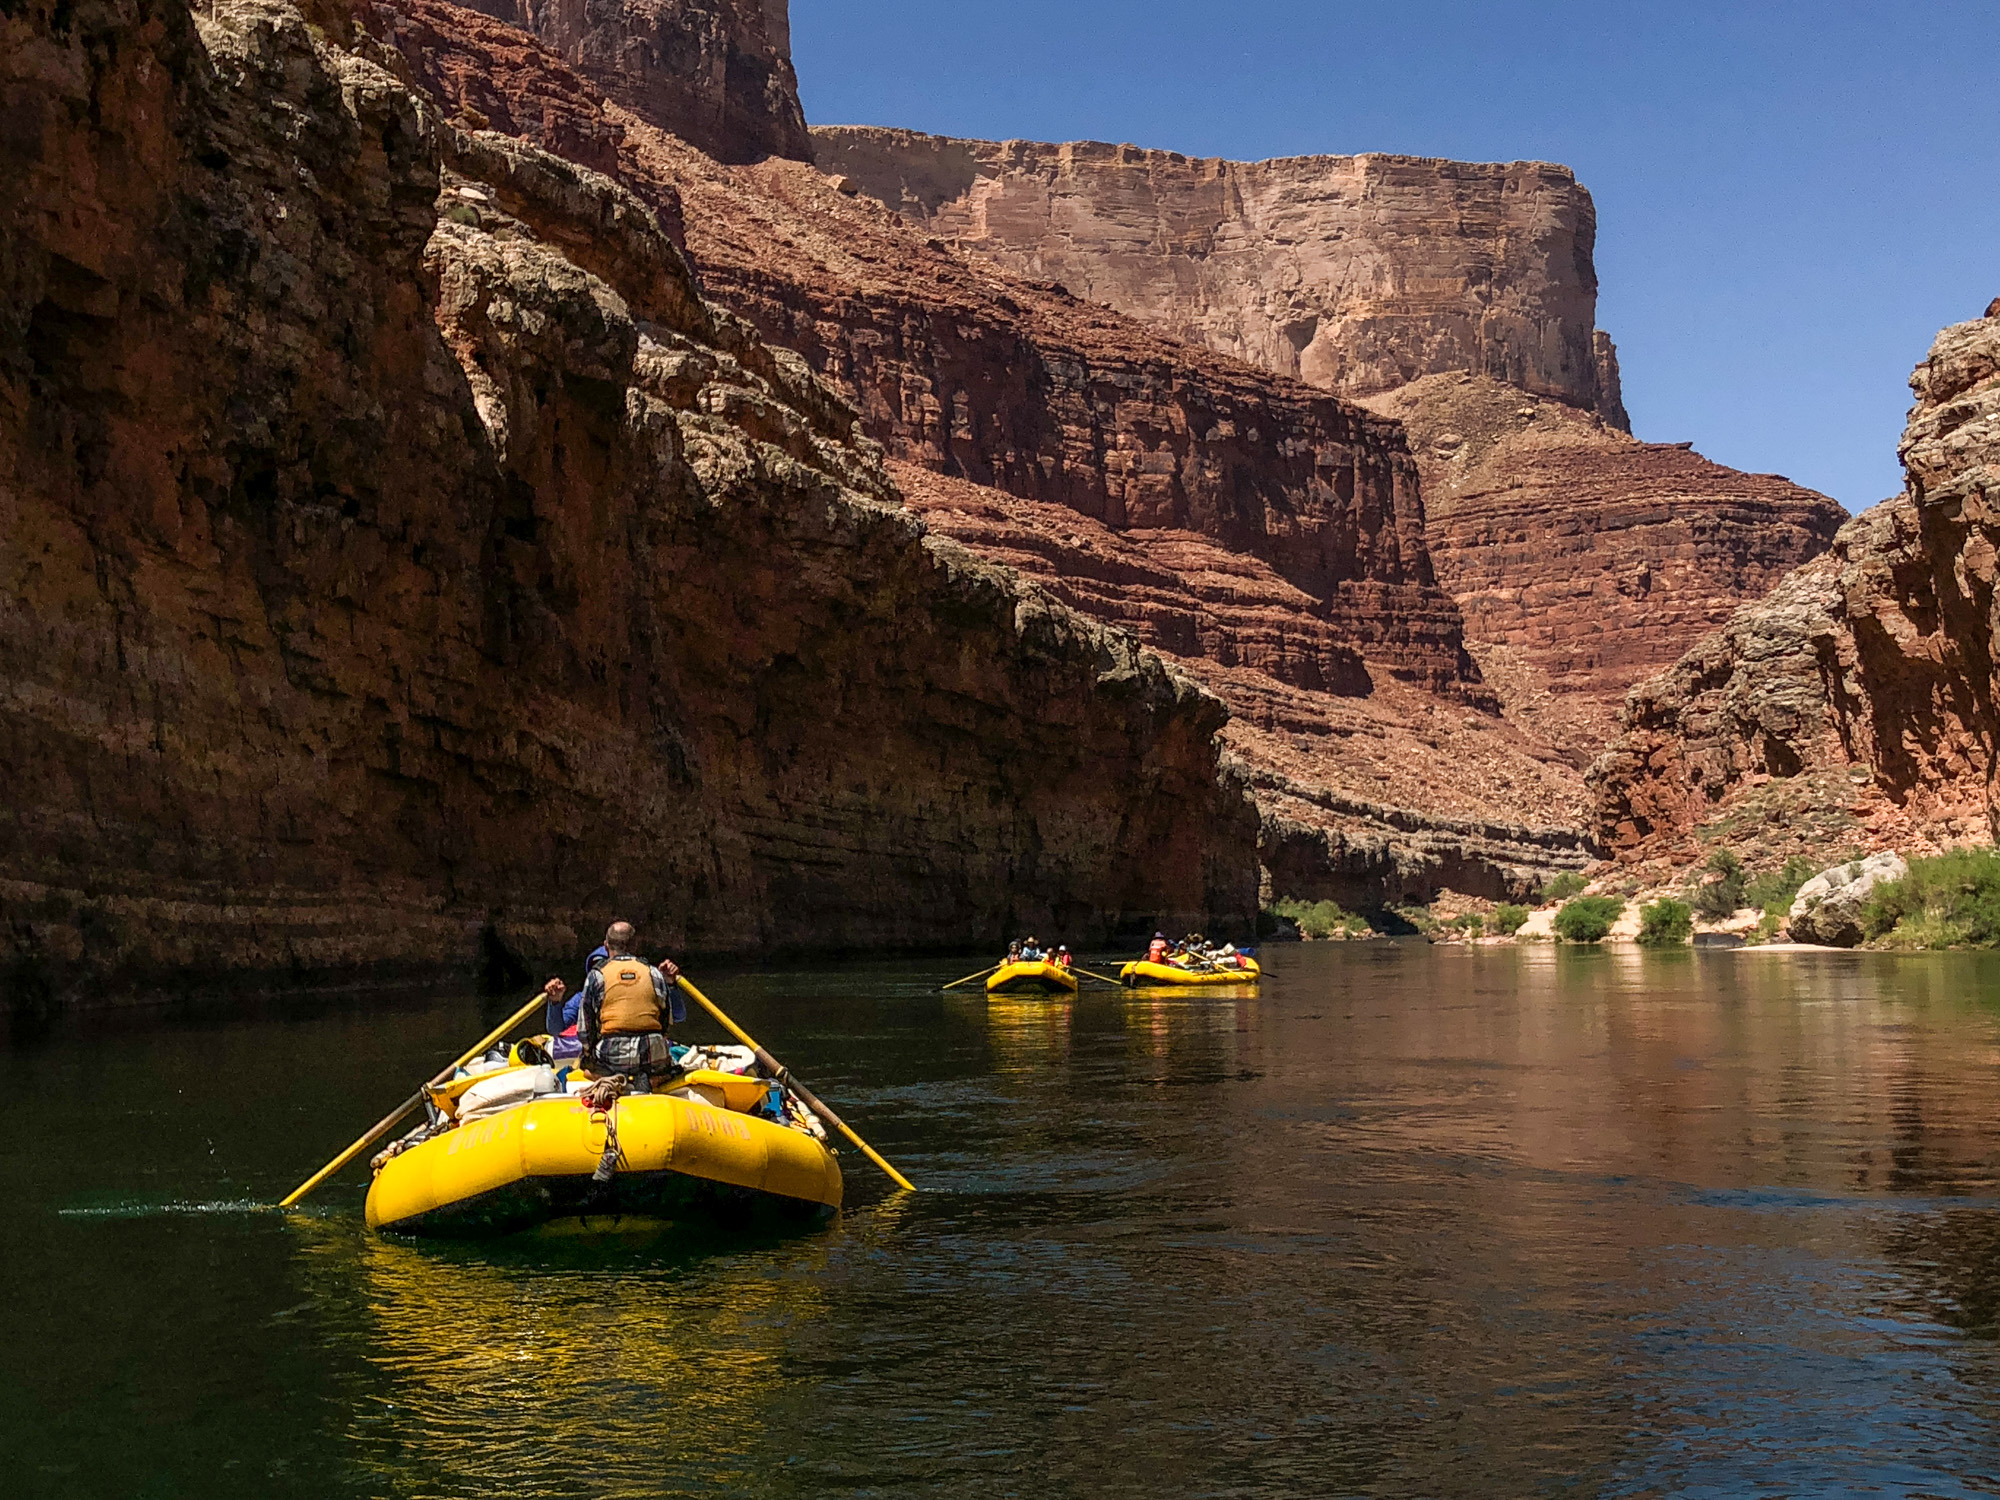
xmin=1589 ymin=302 xmax=2000 ymax=869
xmin=812 ymin=124 xmax=1855 ymax=786
xmin=1362 ymin=374 xmax=1847 ymax=767
xmin=811 ymin=126 xmax=1629 ymax=426
xmin=457 ymin=0 xmax=811 ymax=162
xmin=0 ymin=0 xmax=1259 ymax=1002
xmin=366 ymin=0 xmax=1600 ymax=903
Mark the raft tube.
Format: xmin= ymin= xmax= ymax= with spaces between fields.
xmin=1118 ymin=957 xmax=1261 ymax=987
xmin=365 ymin=1092 xmax=842 ymax=1237
xmin=986 ymin=960 xmax=1080 ymax=994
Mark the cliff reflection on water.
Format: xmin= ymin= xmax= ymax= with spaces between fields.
xmin=9 ymin=943 xmax=2000 ymax=1496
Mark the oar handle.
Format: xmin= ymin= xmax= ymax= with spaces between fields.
xmin=278 ymin=988 xmax=546 ymax=1208
xmin=675 ymin=975 xmax=915 ymax=1193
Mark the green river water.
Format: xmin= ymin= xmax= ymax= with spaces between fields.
xmin=8 ymin=941 xmax=2000 ymax=1497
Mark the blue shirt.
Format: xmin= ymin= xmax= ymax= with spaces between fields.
xmin=544 ymin=947 xmax=607 ymax=1034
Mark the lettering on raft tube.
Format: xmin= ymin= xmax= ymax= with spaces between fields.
xmin=444 ymin=1111 xmax=517 ymax=1157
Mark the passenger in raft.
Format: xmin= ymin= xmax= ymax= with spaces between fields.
xmin=540 ymin=974 xmax=575 ymax=1037
xmin=577 ymin=922 xmax=685 ymax=1092
xmin=1055 ymin=946 xmax=1073 ymax=969
xmin=1147 ymin=932 xmax=1171 ymax=965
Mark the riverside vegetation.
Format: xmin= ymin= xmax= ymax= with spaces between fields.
xmin=1862 ymin=847 xmax=2000 ymax=949
xmin=1263 ymin=846 xmax=2000 ymax=950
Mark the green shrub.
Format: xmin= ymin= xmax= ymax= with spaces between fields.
xmin=1555 ymin=896 xmax=1624 ymax=943
xmin=1490 ymin=903 xmax=1530 ymax=935
xmin=1268 ymin=898 xmax=1371 ymax=939
xmin=1637 ymin=898 xmax=1693 ymax=946
xmin=1745 ymin=856 xmax=1816 ymax=915
xmin=1690 ymin=849 xmax=1747 ymax=919
xmin=1862 ymin=847 xmax=2000 ymax=949
xmin=1542 ymin=872 xmax=1588 ymax=903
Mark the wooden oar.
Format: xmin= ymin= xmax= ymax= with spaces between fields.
xmin=940 ymin=963 xmax=1001 ymax=991
xmin=676 ymin=975 xmax=915 ymax=1192
xmin=1074 ymin=967 xmax=1126 ymax=987
xmin=279 ymin=989 xmax=547 ymax=1208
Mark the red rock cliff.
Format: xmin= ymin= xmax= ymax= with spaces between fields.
xmin=0 ymin=0 xmax=1258 ymax=1004
xmin=369 ymin=0 xmax=1600 ymax=902
xmin=1361 ymin=375 xmax=1848 ymax=764
xmin=1589 ymin=303 xmax=2000 ymax=871
xmin=812 ymin=126 xmax=1629 ymax=427
xmin=457 ymin=0 xmax=809 ymax=162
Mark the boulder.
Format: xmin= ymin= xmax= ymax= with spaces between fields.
xmin=1788 ymin=853 xmax=1909 ymax=946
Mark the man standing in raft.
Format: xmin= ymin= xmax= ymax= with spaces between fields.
xmin=578 ymin=921 xmax=685 ymax=1092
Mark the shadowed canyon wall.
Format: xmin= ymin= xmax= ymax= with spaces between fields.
xmin=0 ymin=0 xmax=1258 ymax=1003
xmin=1590 ymin=302 xmax=2000 ymax=871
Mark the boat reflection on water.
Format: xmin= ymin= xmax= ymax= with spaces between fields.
xmin=1117 ymin=990 xmax=1251 ymax=1068
xmin=980 ymin=994 xmax=1073 ymax=1075
xmin=289 ymin=1207 xmax=853 ymax=1494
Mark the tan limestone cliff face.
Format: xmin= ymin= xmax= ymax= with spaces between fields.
xmin=1361 ymin=374 xmax=1848 ymax=765
xmin=0 ymin=0 xmax=1256 ymax=1003
xmin=1589 ymin=303 xmax=2000 ymax=875
xmin=455 ymin=0 xmax=809 ymax=162
xmin=811 ymin=126 xmax=1629 ymax=427
xmin=367 ymin=0 xmax=1597 ymax=901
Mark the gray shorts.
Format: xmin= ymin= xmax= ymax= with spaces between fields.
xmin=595 ymin=1032 xmax=674 ymax=1086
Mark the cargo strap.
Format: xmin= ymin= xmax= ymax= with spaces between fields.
xmin=583 ymin=1076 xmax=629 ymax=1184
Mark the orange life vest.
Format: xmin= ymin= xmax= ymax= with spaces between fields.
xmin=598 ymin=956 xmax=663 ymax=1035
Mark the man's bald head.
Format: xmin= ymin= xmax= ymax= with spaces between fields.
xmin=605 ymin=921 xmax=635 ymax=952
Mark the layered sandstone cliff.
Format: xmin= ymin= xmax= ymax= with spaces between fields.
xmin=369 ymin=0 xmax=1599 ymax=901
xmin=892 ymin=463 xmax=1595 ymax=901
xmin=457 ymin=0 xmax=809 ymax=162
xmin=1361 ymin=374 xmax=1848 ymax=763
xmin=812 ymin=126 xmax=1629 ymax=426
xmin=1590 ymin=303 xmax=2000 ymax=871
xmin=813 ymin=123 xmax=1850 ymax=777
xmin=0 ymin=0 xmax=1257 ymax=1002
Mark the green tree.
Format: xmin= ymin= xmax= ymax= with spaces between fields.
xmin=1745 ymin=856 xmax=1816 ymax=914
xmin=1490 ymin=903 xmax=1530 ymax=935
xmin=1542 ymin=872 xmax=1587 ymax=902
xmin=1691 ymin=850 xmax=1747 ymax=919
xmin=1555 ymin=896 xmax=1624 ymax=943
xmin=1637 ymin=898 xmax=1693 ymax=946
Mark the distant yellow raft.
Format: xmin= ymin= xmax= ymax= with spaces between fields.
xmin=1118 ymin=957 xmax=1261 ymax=987
xmin=986 ymin=960 xmax=1079 ymax=994
xmin=365 ymin=1090 xmax=842 ymax=1237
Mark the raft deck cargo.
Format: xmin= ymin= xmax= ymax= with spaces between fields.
xmin=1118 ymin=956 xmax=1261 ymax=987
xmin=364 ymin=1046 xmax=842 ymax=1237
xmin=986 ymin=960 xmax=1080 ymax=995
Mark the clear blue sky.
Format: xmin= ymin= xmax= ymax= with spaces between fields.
xmin=793 ymin=0 xmax=1999 ymax=510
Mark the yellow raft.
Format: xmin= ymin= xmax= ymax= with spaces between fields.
xmin=986 ymin=959 xmax=1079 ymax=994
xmin=1119 ymin=956 xmax=1261 ymax=987
xmin=365 ymin=1075 xmax=842 ymax=1237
